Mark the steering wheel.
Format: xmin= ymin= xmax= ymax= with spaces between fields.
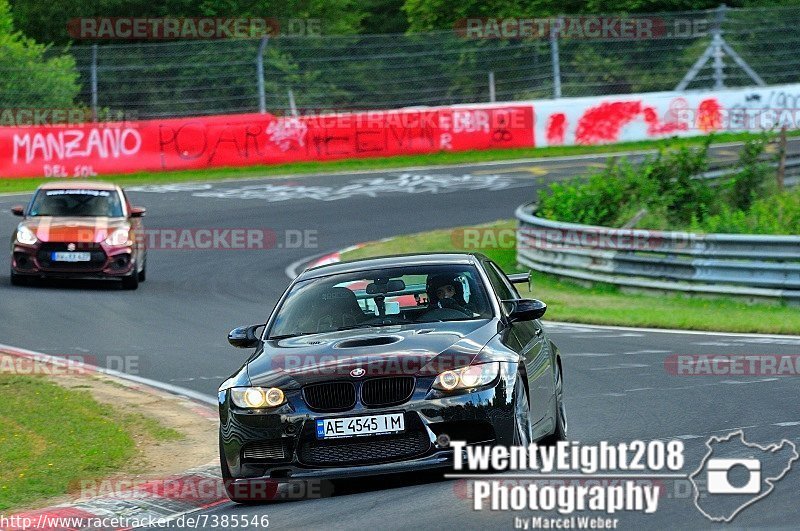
xmin=418 ymin=307 xmax=471 ymax=321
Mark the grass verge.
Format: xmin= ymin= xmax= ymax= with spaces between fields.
xmin=0 ymin=130 xmax=789 ymax=195
xmin=340 ymin=220 xmax=800 ymax=335
xmin=0 ymin=372 xmax=180 ymax=511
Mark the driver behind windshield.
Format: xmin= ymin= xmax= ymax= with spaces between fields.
xmin=268 ymin=266 xmax=493 ymax=339
xmin=426 ymin=273 xmax=471 ymax=315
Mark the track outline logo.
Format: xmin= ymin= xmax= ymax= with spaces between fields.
xmin=689 ymin=430 xmax=798 ymax=522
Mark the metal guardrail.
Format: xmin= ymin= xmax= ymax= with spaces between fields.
xmin=696 ymin=151 xmax=800 ymax=187
xmin=515 ymin=204 xmax=800 ymax=301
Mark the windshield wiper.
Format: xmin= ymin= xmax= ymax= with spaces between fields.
xmin=270 ymin=323 xmax=395 ymax=339
xmin=335 ymin=323 xmax=390 ymax=332
xmin=267 ymin=333 xmax=307 ymax=340
xmin=417 ymin=317 xmax=480 ymax=324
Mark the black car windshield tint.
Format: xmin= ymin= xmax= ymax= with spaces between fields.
xmin=29 ymin=189 xmax=124 ymax=217
xmin=268 ymin=264 xmax=493 ymax=338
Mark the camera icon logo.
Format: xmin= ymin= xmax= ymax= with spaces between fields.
xmin=706 ymin=458 xmax=761 ymax=494
xmin=690 ymin=430 xmax=798 ymax=522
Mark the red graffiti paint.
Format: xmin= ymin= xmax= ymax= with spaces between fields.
xmin=0 ymin=106 xmax=534 ymax=178
xmin=545 ymin=113 xmax=567 ymax=145
xmin=574 ymin=100 xmax=689 ymax=144
xmin=574 ymin=101 xmax=641 ymax=144
xmin=642 ymin=106 xmax=687 ymax=135
xmin=697 ymin=98 xmax=722 ymax=132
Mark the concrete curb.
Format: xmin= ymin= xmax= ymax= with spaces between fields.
xmin=7 ymin=464 xmax=226 ymax=531
xmin=0 ymin=345 xmax=229 ymax=530
xmin=285 ymin=243 xmax=368 ymax=279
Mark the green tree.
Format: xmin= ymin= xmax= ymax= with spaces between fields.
xmin=8 ymin=0 xmax=365 ymax=44
xmin=0 ymin=0 xmax=79 ymax=107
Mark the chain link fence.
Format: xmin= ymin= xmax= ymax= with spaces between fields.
xmin=25 ymin=6 xmax=800 ymax=119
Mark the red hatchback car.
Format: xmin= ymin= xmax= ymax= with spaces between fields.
xmin=10 ymin=182 xmax=147 ymax=290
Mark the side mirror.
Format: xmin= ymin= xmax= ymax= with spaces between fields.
xmin=228 ymin=324 xmax=264 ymax=348
xmin=504 ymin=299 xmax=547 ymax=322
xmin=130 ymin=207 xmax=146 ymax=218
xmin=11 ymin=206 xmax=24 ymax=217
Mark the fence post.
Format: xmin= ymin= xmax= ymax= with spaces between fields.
xmin=90 ymin=44 xmax=98 ymax=122
xmin=550 ymin=18 xmax=562 ymax=99
xmin=287 ymin=88 xmax=298 ymax=116
xmin=256 ymin=36 xmax=269 ymax=114
xmin=712 ymin=4 xmax=727 ymax=89
xmin=777 ymin=125 xmax=787 ymax=191
xmin=488 ymin=71 xmax=496 ymax=103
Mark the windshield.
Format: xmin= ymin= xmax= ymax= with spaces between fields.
xmin=28 ymin=189 xmax=124 ymax=217
xmin=268 ymin=264 xmax=493 ymax=338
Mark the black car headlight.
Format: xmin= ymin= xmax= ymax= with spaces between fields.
xmin=432 ymin=362 xmax=500 ymax=391
xmin=230 ymin=387 xmax=286 ymax=408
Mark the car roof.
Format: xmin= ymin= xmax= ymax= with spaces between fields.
xmin=38 ymin=181 xmax=119 ymax=192
xmin=297 ymin=252 xmax=486 ymax=280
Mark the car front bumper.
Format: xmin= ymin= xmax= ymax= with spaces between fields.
xmin=11 ymin=242 xmax=136 ymax=279
xmin=219 ymin=367 xmax=518 ymax=483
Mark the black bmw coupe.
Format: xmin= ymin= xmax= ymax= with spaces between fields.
xmin=218 ymin=253 xmax=567 ymax=502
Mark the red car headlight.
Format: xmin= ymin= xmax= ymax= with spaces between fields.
xmin=15 ymin=226 xmax=38 ymax=245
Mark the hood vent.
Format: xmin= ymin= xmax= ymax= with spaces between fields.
xmin=335 ymin=336 xmax=401 ymax=349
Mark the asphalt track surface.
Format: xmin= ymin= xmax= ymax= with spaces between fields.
xmin=1 ymin=142 xmax=799 ymax=529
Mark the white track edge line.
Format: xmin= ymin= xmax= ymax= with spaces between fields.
xmin=541 ymin=320 xmax=800 ymax=339
xmin=0 ymin=342 xmax=218 ymax=406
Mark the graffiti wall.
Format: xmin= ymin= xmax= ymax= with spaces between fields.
xmin=1 ymin=83 xmax=799 ymax=178
xmin=0 ymin=106 xmax=533 ymax=178
xmin=532 ymin=83 xmax=800 ymax=147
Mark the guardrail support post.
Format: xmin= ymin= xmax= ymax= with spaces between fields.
xmin=488 ymin=71 xmax=496 ymax=103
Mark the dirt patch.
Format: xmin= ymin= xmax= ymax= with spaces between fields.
xmin=0 ymin=352 xmax=218 ymax=508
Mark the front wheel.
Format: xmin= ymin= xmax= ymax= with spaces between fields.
xmin=512 ymin=373 xmax=533 ymax=446
xmin=543 ymin=360 xmax=568 ymax=444
xmin=137 ymin=259 xmax=147 ymax=282
xmin=10 ymin=269 xmax=29 ymax=286
xmin=219 ymin=432 xmax=263 ymax=504
xmin=121 ymin=270 xmax=139 ymax=290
